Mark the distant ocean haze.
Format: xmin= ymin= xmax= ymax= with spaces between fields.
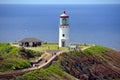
xmin=0 ymin=4 xmax=120 ymax=50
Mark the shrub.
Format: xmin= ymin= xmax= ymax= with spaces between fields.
xmin=0 ymin=43 xmax=12 ymax=54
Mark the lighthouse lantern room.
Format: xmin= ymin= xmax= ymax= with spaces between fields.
xmin=59 ymin=11 xmax=69 ymax=47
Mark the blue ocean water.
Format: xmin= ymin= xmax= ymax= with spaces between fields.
xmin=0 ymin=4 xmax=120 ymax=50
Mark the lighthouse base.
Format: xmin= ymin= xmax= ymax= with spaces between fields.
xmin=59 ymin=39 xmax=69 ymax=47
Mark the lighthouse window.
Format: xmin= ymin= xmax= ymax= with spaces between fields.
xmin=62 ymin=18 xmax=67 ymax=24
xmin=62 ymin=34 xmax=65 ymax=37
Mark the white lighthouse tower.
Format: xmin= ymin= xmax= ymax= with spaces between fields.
xmin=59 ymin=11 xmax=69 ymax=47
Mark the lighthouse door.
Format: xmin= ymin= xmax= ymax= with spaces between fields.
xmin=62 ymin=41 xmax=65 ymax=47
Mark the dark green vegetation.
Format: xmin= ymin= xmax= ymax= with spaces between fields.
xmin=18 ymin=47 xmax=43 ymax=59
xmin=0 ymin=43 xmax=43 ymax=72
xmin=17 ymin=64 xmax=75 ymax=80
xmin=17 ymin=45 xmax=120 ymax=80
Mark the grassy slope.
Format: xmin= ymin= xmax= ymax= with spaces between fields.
xmin=0 ymin=43 xmax=43 ymax=72
xmin=0 ymin=43 xmax=29 ymax=72
xmin=83 ymin=45 xmax=109 ymax=55
xmin=17 ymin=45 xmax=112 ymax=80
xmin=60 ymin=46 xmax=120 ymax=79
xmin=4 ymin=45 xmax=120 ymax=80
xmin=17 ymin=64 xmax=76 ymax=80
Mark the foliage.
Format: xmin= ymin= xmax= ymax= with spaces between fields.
xmin=16 ymin=45 xmax=120 ymax=80
xmin=18 ymin=46 xmax=110 ymax=80
xmin=0 ymin=43 xmax=42 ymax=72
xmin=0 ymin=58 xmax=30 ymax=72
xmin=0 ymin=43 xmax=19 ymax=58
xmin=17 ymin=64 xmax=75 ymax=80
xmin=0 ymin=43 xmax=13 ymax=54
xmin=61 ymin=46 xmax=109 ymax=60
xmin=18 ymin=47 xmax=43 ymax=59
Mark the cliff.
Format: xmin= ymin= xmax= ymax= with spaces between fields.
xmin=60 ymin=46 xmax=120 ymax=80
xmin=12 ymin=46 xmax=120 ymax=80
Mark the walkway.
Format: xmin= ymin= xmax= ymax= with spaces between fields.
xmin=0 ymin=50 xmax=64 ymax=79
xmin=0 ymin=46 xmax=91 ymax=79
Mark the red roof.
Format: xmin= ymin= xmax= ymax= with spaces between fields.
xmin=60 ymin=11 xmax=69 ymax=18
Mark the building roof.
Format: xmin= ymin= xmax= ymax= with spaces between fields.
xmin=60 ymin=11 xmax=69 ymax=18
xmin=18 ymin=38 xmax=42 ymax=42
xmin=69 ymin=45 xmax=77 ymax=48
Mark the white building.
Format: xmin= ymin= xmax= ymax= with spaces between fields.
xmin=59 ymin=11 xmax=70 ymax=47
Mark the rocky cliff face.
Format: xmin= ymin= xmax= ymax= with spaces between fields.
xmin=59 ymin=46 xmax=120 ymax=80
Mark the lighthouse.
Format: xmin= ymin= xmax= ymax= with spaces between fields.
xmin=59 ymin=11 xmax=69 ymax=47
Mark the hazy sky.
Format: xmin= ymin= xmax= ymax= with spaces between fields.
xmin=0 ymin=0 xmax=120 ymax=4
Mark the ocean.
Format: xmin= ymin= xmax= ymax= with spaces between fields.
xmin=0 ymin=4 xmax=120 ymax=50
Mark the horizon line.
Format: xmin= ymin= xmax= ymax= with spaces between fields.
xmin=0 ymin=3 xmax=120 ymax=5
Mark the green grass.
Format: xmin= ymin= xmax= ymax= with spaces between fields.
xmin=16 ymin=45 xmax=110 ymax=80
xmin=17 ymin=63 xmax=75 ymax=80
xmin=0 ymin=43 xmax=19 ymax=58
xmin=27 ymin=43 xmax=68 ymax=51
xmin=61 ymin=45 xmax=109 ymax=61
xmin=0 ymin=43 xmax=43 ymax=72
xmin=83 ymin=45 xmax=109 ymax=55
xmin=0 ymin=43 xmax=30 ymax=72
xmin=12 ymin=43 xmax=93 ymax=51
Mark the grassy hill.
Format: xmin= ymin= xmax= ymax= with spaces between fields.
xmin=0 ymin=43 xmax=43 ymax=72
xmin=60 ymin=46 xmax=120 ymax=79
xmin=17 ymin=64 xmax=75 ymax=80
xmin=17 ymin=45 xmax=120 ymax=80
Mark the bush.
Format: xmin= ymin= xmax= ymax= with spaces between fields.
xmin=0 ymin=43 xmax=12 ymax=54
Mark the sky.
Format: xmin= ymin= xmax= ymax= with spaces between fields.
xmin=0 ymin=0 xmax=120 ymax=4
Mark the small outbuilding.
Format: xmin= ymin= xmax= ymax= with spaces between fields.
xmin=18 ymin=38 xmax=43 ymax=47
xmin=68 ymin=45 xmax=81 ymax=51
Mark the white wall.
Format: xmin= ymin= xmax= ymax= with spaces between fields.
xmin=59 ymin=25 xmax=69 ymax=47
